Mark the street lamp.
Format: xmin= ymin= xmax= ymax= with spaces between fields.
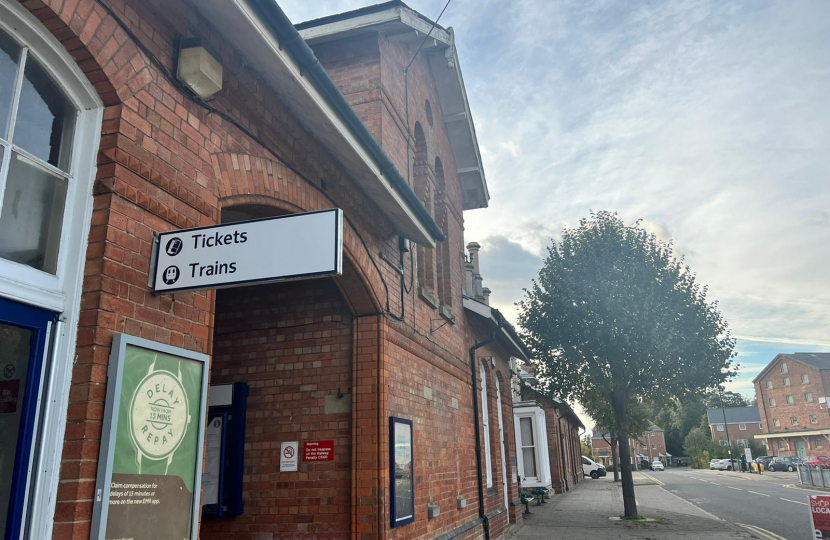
xmin=719 ymin=387 xmax=735 ymax=470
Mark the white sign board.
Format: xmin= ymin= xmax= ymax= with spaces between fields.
xmin=203 ymin=416 xmax=223 ymax=505
xmin=152 ymin=209 xmax=342 ymax=293
xmin=280 ymin=441 xmax=299 ymax=472
xmin=744 ymin=447 xmax=752 ymax=463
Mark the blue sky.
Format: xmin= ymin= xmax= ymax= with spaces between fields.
xmin=281 ymin=1 xmax=830 ymax=414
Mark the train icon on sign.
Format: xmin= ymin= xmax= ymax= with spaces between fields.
xmin=162 ymin=266 xmax=180 ymax=285
xmin=165 ymin=237 xmax=183 ymax=257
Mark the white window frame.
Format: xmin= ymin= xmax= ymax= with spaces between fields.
xmin=0 ymin=4 xmax=102 ymax=539
xmin=716 ymin=424 xmax=724 ymax=431
xmin=811 ymin=415 xmax=818 ymax=424
xmin=773 ymin=418 xmax=780 ymax=427
xmin=737 ymin=439 xmax=748 ymax=446
xmin=781 ymin=362 xmax=788 ymax=373
xmin=786 ymin=395 xmax=794 ymax=405
xmin=513 ymin=406 xmax=551 ymax=488
xmin=769 ymin=398 xmax=776 ymax=407
xmin=806 ymin=393 xmax=814 ymax=403
xmin=495 ymin=378 xmax=508 ymax=511
xmin=784 ymin=377 xmax=791 ymax=387
xmin=803 ymin=374 xmax=810 ymax=384
xmin=739 ymin=423 xmax=746 ymax=431
xmin=480 ymin=365 xmax=493 ymax=488
xmin=791 ymin=417 xmax=799 ymax=426
xmin=766 ymin=380 xmax=773 ymax=389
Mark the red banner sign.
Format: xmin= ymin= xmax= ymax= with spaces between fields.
xmin=0 ymin=380 xmax=20 ymax=414
xmin=810 ymin=495 xmax=830 ymax=538
xmin=303 ymin=440 xmax=334 ymax=461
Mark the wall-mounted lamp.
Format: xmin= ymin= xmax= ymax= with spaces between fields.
xmin=176 ymin=38 xmax=223 ymax=99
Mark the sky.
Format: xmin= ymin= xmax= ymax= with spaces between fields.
xmin=280 ymin=1 xmax=830 ymax=425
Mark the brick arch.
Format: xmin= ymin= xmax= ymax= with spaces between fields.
xmin=23 ymin=0 xmax=155 ymax=106
xmin=219 ymin=194 xmax=384 ymax=316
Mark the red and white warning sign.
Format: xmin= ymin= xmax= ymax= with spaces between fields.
xmin=0 ymin=380 xmax=20 ymax=414
xmin=809 ymin=495 xmax=830 ymax=538
xmin=280 ymin=441 xmax=298 ymax=472
xmin=303 ymin=440 xmax=334 ymax=461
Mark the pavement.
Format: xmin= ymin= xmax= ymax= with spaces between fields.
xmin=514 ymin=471 xmax=762 ymax=539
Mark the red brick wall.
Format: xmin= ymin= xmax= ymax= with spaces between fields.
xmin=709 ymin=423 xmax=764 ymax=441
xmin=756 ymin=358 xmax=830 ymax=434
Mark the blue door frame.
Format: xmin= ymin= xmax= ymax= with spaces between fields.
xmin=0 ymin=297 xmax=57 ymax=540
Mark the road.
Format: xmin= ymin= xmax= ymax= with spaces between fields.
xmin=638 ymin=468 xmax=814 ymax=540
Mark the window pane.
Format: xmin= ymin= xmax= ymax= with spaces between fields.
xmin=14 ymin=56 xmax=75 ymax=170
xmin=0 ymin=151 xmax=67 ymax=273
xmin=522 ymin=448 xmax=537 ymax=477
xmin=0 ymin=30 xmax=22 ymax=140
xmin=520 ymin=417 xmax=535 ymax=446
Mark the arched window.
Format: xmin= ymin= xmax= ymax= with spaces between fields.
xmin=0 ymin=3 xmax=102 ymax=538
xmin=434 ymin=157 xmax=452 ymax=308
xmin=412 ymin=122 xmax=436 ymax=303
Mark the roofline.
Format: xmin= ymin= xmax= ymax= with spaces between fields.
xmin=752 ymin=353 xmax=827 ymax=383
xmin=296 ymin=2 xmax=490 ymax=211
xmin=462 ymin=295 xmax=530 ymax=361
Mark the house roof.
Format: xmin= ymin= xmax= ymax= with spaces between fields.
xmin=296 ymin=1 xmax=490 ymax=211
xmin=707 ymin=407 xmax=761 ymax=425
xmin=462 ymin=295 xmax=530 ymax=361
xmin=753 ymin=352 xmax=830 ymax=383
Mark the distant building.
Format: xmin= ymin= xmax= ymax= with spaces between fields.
xmin=754 ymin=353 xmax=830 ymax=459
xmin=590 ymin=424 xmax=668 ymax=466
xmin=706 ymin=407 xmax=763 ymax=448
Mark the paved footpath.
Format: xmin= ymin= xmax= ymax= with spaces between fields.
xmin=514 ymin=473 xmax=761 ymax=540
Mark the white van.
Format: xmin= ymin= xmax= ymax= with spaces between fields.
xmin=582 ymin=456 xmax=607 ymax=479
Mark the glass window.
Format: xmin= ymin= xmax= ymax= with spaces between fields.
xmin=783 ymin=377 xmax=790 ymax=387
xmin=817 ymin=438 xmax=824 ymax=449
xmin=519 ymin=417 xmax=537 ymax=478
xmin=773 ymin=418 xmax=780 ymax=427
xmin=14 ymin=57 xmax=75 ymax=170
xmin=806 ymin=393 xmax=814 ymax=403
xmin=717 ymin=424 xmax=724 ymax=431
xmin=0 ymin=31 xmax=22 ymax=138
xmin=480 ymin=366 xmax=492 ymax=488
xmin=739 ymin=423 xmax=746 ymax=430
xmin=811 ymin=415 xmax=818 ymax=424
xmin=390 ymin=418 xmax=413 ymax=527
xmin=786 ymin=395 xmax=794 ymax=405
xmin=803 ymin=374 xmax=810 ymax=384
xmin=778 ymin=441 xmax=785 ymax=450
xmin=0 ymin=27 xmax=77 ymax=276
xmin=766 ymin=380 xmax=773 ymax=389
xmin=781 ymin=363 xmax=788 ymax=373
xmin=791 ymin=417 xmax=798 ymax=426
xmin=769 ymin=398 xmax=776 ymax=407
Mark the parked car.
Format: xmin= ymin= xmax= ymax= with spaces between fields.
xmin=650 ymin=460 xmax=665 ymax=471
xmin=756 ymin=456 xmax=774 ymax=470
xmin=709 ymin=459 xmax=722 ymax=470
xmin=582 ymin=456 xmax=607 ymax=479
xmin=767 ymin=456 xmax=802 ymax=472
xmin=713 ymin=458 xmax=738 ymax=471
xmin=803 ymin=456 xmax=830 ymax=469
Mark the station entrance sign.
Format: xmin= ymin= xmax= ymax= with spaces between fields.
xmin=152 ymin=209 xmax=343 ymax=293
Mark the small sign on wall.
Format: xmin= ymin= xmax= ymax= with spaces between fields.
xmin=303 ymin=440 xmax=334 ymax=461
xmin=280 ymin=441 xmax=298 ymax=472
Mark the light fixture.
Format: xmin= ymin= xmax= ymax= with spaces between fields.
xmin=176 ymin=38 xmax=223 ymax=99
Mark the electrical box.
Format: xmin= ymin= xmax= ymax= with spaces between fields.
xmin=202 ymin=382 xmax=248 ymax=518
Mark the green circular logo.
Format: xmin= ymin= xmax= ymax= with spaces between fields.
xmin=129 ymin=370 xmax=190 ymax=460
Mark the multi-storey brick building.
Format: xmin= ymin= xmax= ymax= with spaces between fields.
xmin=0 ymin=1 xmax=531 ymax=539
xmin=754 ymin=353 xmax=830 ymax=459
xmin=706 ymin=407 xmax=763 ymax=448
xmin=591 ymin=424 xmax=668 ymax=467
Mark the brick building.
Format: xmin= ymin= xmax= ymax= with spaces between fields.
xmin=0 ymin=1 xmax=529 ymax=539
xmin=590 ymin=424 xmax=668 ymax=467
xmin=706 ymin=407 xmax=763 ymax=448
xmin=512 ymin=366 xmax=584 ymax=494
xmin=754 ymin=353 xmax=830 ymax=459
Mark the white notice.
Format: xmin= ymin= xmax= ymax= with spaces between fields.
xmin=203 ymin=416 xmax=223 ymax=506
xmin=153 ymin=209 xmax=342 ymax=293
xmin=280 ymin=441 xmax=299 ymax=472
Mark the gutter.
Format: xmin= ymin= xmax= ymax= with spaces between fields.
xmin=245 ymin=0 xmax=446 ymax=242
xmin=469 ymin=319 xmax=502 ymax=540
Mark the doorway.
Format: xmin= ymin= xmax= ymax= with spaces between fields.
xmin=0 ymin=297 xmax=56 ymax=539
xmin=796 ymin=440 xmax=807 ymax=460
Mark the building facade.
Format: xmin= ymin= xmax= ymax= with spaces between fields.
xmin=754 ymin=353 xmax=830 ymax=459
xmin=590 ymin=425 xmax=668 ymax=467
xmin=0 ymin=1 xmax=531 ymax=540
xmin=706 ymin=407 xmax=763 ymax=448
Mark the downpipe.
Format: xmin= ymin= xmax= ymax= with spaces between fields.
xmin=470 ymin=318 xmax=502 ymax=540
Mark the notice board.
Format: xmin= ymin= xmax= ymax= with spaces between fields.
xmin=90 ymin=334 xmax=209 ymax=540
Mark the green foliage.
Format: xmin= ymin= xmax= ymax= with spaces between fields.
xmin=684 ymin=427 xmax=711 ymax=464
xmin=705 ymin=390 xmax=749 ymax=409
xmin=519 ymin=212 xmax=737 ymax=516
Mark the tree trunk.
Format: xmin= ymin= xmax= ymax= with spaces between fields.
xmin=611 ymin=434 xmax=620 ymax=482
xmin=613 ymin=391 xmax=637 ymax=518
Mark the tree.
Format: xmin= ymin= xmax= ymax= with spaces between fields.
xmin=519 ymin=212 xmax=737 ymax=518
xmin=705 ymin=390 xmax=748 ymax=409
xmin=581 ymin=434 xmax=592 ymax=458
xmin=583 ymin=393 xmax=652 ymax=482
xmin=684 ymin=427 xmax=711 ymax=468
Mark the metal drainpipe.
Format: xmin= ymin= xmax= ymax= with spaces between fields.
xmin=470 ymin=319 xmax=502 ymax=540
